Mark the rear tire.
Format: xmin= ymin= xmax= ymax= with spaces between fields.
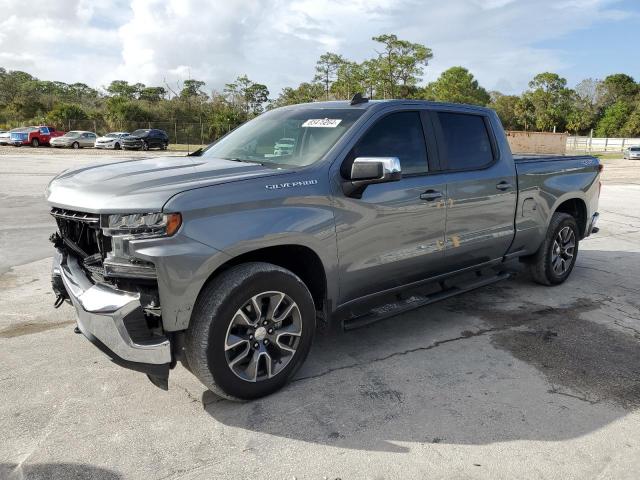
xmin=185 ymin=262 xmax=316 ymax=401
xmin=528 ymin=212 xmax=579 ymax=286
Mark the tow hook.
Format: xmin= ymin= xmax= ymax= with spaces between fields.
xmin=53 ymin=294 xmax=65 ymax=308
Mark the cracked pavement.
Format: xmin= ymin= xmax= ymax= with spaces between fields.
xmin=1 ymin=155 xmax=640 ymax=479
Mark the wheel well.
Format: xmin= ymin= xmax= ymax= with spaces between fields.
xmin=555 ymin=198 xmax=587 ymax=238
xmin=214 ymin=245 xmax=327 ymax=312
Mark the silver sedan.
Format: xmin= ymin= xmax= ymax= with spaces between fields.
xmin=50 ymin=131 xmax=98 ymax=149
xmin=623 ymin=146 xmax=640 ymax=160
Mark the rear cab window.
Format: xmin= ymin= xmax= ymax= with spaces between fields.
xmin=433 ymin=111 xmax=495 ymax=171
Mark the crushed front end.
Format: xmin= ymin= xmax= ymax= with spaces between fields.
xmin=50 ymin=208 xmax=181 ymax=390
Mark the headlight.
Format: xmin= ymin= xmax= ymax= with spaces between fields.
xmin=104 ymin=212 xmax=182 ymax=237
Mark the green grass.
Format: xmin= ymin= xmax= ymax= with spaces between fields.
xmin=167 ymin=143 xmax=206 ymax=152
xmin=593 ymin=153 xmax=625 ymax=160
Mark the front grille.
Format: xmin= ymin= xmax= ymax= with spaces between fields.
xmin=51 ymin=208 xmax=110 ymax=262
xmin=51 ymin=207 xmax=100 ymax=224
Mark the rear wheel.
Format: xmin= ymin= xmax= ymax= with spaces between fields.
xmin=528 ymin=212 xmax=579 ymax=285
xmin=185 ymin=262 xmax=316 ymax=400
xmin=31 ymin=138 xmax=39 ymax=147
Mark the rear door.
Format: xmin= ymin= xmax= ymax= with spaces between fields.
xmin=150 ymin=130 xmax=162 ymax=148
xmin=431 ymin=110 xmax=517 ymax=268
xmin=333 ymin=109 xmax=448 ymax=304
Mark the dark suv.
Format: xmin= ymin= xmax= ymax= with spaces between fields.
xmin=122 ymin=129 xmax=169 ymax=151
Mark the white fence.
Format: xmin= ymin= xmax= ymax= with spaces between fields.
xmin=567 ymin=136 xmax=640 ymax=153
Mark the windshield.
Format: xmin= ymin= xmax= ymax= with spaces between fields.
xmin=201 ymin=108 xmax=364 ymax=167
xmin=630 ymin=147 xmax=640 ymax=151
xmin=64 ymin=131 xmax=82 ymax=138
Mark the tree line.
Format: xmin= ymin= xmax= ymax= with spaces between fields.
xmin=1 ymin=34 xmax=639 ymax=139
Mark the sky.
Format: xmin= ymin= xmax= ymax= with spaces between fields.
xmin=0 ymin=0 xmax=638 ymax=97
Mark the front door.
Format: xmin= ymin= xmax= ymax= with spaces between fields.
xmin=333 ymin=110 xmax=448 ymax=304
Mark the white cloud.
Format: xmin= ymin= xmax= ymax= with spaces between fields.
xmin=0 ymin=0 xmax=635 ymax=95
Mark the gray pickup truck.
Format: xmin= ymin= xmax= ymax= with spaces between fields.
xmin=47 ymin=98 xmax=601 ymax=400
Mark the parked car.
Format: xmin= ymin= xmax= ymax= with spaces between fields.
xmin=0 ymin=128 xmax=25 ymax=145
xmin=10 ymin=125 xmax=64 ymax=147
xmin=623 ymin=146 xmax=640 ymax=160
xmin=94 ymin=132 xmax=130 ymax=150
xmin=121 ymin=129 xmax=169 ymax=150
xmin=273 ymin=137 xmax=296 ymax=156
xmin=47 ymin=98 xmax=601 ymax=400
xmin=50 ymin=131 xmax=98 ymax=149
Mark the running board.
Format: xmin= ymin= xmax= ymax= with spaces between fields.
xmin=343 ymin=272 xmax=511 ymax=331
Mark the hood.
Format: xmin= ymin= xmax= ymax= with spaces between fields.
xmin=47 ymin=156 xmax=286 ymax=212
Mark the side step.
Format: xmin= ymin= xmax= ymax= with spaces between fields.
xmin=343 ymin=272 xmax=511 ymax=331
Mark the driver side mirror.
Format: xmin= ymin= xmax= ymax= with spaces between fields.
xmin=343 ymin=157 xmax=402 ymax=198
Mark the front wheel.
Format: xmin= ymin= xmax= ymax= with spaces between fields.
xmin=528 ymin=212 xmax=579 ymax=285
xmin=142 ymin=141 xmax=149 ymax=151
xmin=72 ymin=142 xmax=80 ymax=149
xmin=185 ymin=262 xmax=316 ymax=400
xmin=31 ymin=138 xmax=39 ymax=147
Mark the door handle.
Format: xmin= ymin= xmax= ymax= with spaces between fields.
xmin=420 ymin=190 xmax=443 ymax=201
xmin=496 ymin=181 xmax=512 ymax=191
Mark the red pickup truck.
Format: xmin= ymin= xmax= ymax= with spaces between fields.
xmin=10 ymin=125 xmax=65 ymax=147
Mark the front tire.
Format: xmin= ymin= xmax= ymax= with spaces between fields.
xmin=72 ymin=142 xmax=80 ymax=149
xmin=142 ymin=141 xmax=149 ymax=151
xmin=31 ymin=138 xmax=39 ymax=147
xmin=114 ymin=142 xmax=121 ymax=150
xmin=185 ymin=262 xmax=316 ymax=400
xmin=528 ymin=212 xmax=579 ymax=286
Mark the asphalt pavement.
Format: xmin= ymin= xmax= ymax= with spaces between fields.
xmin=1 ymin=150 xmax=640 ymax=480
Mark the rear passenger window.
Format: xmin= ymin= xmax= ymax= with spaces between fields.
xmin=351 ymin=112 xmax=428 ymax=175
xmin=436 ymin=112 xmax=494 ymax=170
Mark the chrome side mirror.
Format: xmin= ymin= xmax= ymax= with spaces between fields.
xmin=343 ymin=157 xmax=402 ymax=198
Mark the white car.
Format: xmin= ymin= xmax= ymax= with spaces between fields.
xmin=623 ymin=146 xmax=640 ymax=160
xmin=94 ymin=132 xmax=130 ymax=150
xmin=0 ymin=128 xmax=26 ymax=145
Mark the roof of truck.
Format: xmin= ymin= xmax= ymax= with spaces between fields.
xmin=282 ymin=99 xmax=493 ymax=114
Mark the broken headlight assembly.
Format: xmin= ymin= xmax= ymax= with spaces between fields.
xmin=103 ymin=212 xmax=182 ymax=238
xmin=102 ymin=212 xmax=182 ymax=279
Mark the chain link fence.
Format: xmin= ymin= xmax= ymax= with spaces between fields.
xmin=0 ymin=119 xmax=239 ymax=155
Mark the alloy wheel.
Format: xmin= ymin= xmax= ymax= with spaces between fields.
xmin=551 ymin=226 xmax=576 ymax=275
xmin=224 ymin=291 xmax=302 ymax=382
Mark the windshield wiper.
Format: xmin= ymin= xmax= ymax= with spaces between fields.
xmin=188 ymin=147 xmax=203 ymax=157
xmin=222 ymin=157 xmax=265 ymax=166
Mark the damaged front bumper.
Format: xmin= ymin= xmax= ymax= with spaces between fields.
xmin=52 ymin=249 xmax=172 ymax=389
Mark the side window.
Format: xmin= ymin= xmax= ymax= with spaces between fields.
xmin=435 ymin=112 xmax=494 ymax=170
xmin=350 ymin=111 xmax=428 ymax=175
xmin=39 ymin=127 xmax=49 ymax=135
